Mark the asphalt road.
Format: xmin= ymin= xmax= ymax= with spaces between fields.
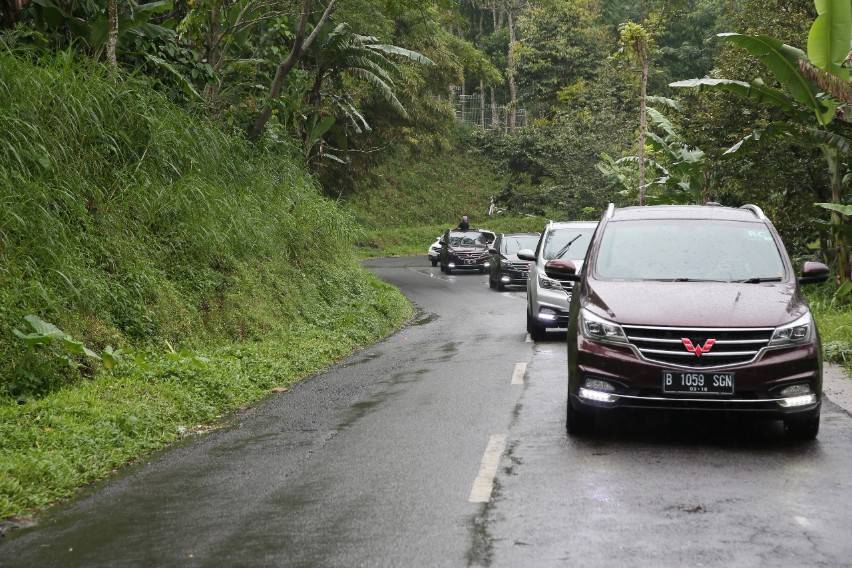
xmin=3 ymin=256 xmax=852 ymax=567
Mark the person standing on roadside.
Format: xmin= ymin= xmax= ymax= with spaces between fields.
xmin=458 ymin=215 xmax=470 ymax=231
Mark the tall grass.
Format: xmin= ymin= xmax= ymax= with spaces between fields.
xmin=0 ymin=51 xmax=374 ymax=397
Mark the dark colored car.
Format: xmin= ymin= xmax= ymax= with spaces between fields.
xmin=440 ymin=229 xmax=495 ymax=274
xmin=552 ymin=204 xmax=830 ymax=439
xmin=488 ymin=232 xmax=540 ymax=290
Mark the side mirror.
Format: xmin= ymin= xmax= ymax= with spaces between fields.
xmin=517 ymin=249 xmax=536 ymax=262
xmin=799 ymin=261 xmax=830 ymax=285
xmin=545 ymin=259 xmax=579 ymax=282
xmin=488 ymin=247 xmax=499 ymax=255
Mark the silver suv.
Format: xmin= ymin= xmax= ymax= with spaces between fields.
xmin=518 ymin=221 xmax=597 ymax=340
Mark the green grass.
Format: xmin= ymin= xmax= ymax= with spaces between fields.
xmin=355 ymin=215 xmax=550 ymax=258
xmin=0 ymin=52 xmax=413 ymax=519
xmin=807 ymin=286 xmax=852 ymax=376
xmin=345 ymin=144 xmax=507 ymax=229
xmin=0 ymin=270 xmax=411 ymax=519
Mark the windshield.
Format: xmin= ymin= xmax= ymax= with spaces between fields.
xmin=449 ymin=231 xmax=488 ymax=247
xmin=503 ymin=235 xmax=539 ymax=255
xmin=595 ymin=220 xmax=786 ymax=281
xmin=542 ymin=228 xmax=595 ymax=261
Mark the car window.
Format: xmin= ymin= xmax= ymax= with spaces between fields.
xmin=502 ymin=235 xmax=539 ymax=255
xmin=449 ymin=231 xmax=488 ymax=247
xmin=595 ymin=220 xmax=785 ymax=281
xmin=542 ymin=228 xmax=595 ymax=261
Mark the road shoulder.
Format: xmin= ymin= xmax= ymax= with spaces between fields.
xmin=825 ymin=363 xmax=852 ymax=414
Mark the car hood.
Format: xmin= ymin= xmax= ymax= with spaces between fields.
xmin=584 ymin=279 xmax=805 ymax=328
xmin=450 ymin=246 xmax=487 ymax=253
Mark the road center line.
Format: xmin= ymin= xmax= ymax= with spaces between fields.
xmin=468 ymin=434 xmax=507 ymax=503
xmin=511 ymin=362 xmax=527 ymax=385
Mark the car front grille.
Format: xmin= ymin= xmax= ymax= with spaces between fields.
xmin=507 ymin=261 xmax=532 ymax=271
xmin=453 ymin=251 xmax=487 ymax=260
xmin=622 ymin=325 xmax=774 ymax=368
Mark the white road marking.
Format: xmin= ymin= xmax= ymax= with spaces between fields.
xmin=468 ymin=434 xmax=507 ymax=503
xmin=511 ymin=362 xmax=527 ymax=385
xmin=795 ymin=515 xmax=811 ymax=528
xmin=524 ymin=334 xmax=532 ymax=343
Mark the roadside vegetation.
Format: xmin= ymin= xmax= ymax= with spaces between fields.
xmin=0 ymin=53 xmax=411 ymax=520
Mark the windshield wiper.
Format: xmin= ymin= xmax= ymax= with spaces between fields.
xmin=734 ymin=277 xmax=783 ymax=284
xmin=555 ymin=234 xmax=583 ymax=260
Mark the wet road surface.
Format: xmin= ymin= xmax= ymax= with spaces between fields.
xmin=3 ymin=256 xmax=852 ymax=567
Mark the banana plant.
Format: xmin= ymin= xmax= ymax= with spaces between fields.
xmin=671 ymin=0 xmax=852 ymax=281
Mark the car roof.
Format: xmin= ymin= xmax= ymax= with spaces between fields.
xmin=611 ymin=205 xmax=764 ymax=222
xmin=500 ymin=232 xmax=540 ymax=237
xmin=548 ymin=221 xmax=598 ymax=230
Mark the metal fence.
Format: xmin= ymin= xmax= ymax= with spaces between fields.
xmin=451 ymin=89 xmax=527 ymax=132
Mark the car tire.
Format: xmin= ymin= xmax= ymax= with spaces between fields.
xmin=566 ymin=399 xmax=594 ymax=436
xmin=784 ymin=409 xmax=820 ymax=440
xmin=431 ymin=260 xmax=438 ymax=267
xmin=527 ymin=309 xmax=548 ymax=341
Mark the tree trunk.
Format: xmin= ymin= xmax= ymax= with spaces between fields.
xmin=506 ymin=10 xmax=517 ymax=132
xmin=106 ymin=0 xmax=118 ymax=69
xmin=248 ymin=0 xmax=337 ymax=141
xmin=490 ymin=87 xmax=499 ymax=129
xmin=824 ymin=145 xmax=850 ymax=282
xmin=638 ymin=58 xmax=649 ymax=206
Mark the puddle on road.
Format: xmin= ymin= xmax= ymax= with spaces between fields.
xmin=335 ymin=369 xmax=429 ymax=431
xmin=411 ymin=311 xmax=439 ymax=326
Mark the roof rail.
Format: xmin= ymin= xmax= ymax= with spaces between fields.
xmin=605 ymin=203 xmax=615 ymax=219
xmin=740 ymin=204 xmax=766 ymax=220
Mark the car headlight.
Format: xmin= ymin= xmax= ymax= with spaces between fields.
xmin=580 ymin=308 xmax=627 ymax=344
xmin=770 ymin=312 xmax=813 ymax=346
xmin=538 ymin=275 xmax=562 ymax=290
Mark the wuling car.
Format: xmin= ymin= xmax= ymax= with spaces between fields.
xmin=552 ymin=204 xmax=829 ymax=439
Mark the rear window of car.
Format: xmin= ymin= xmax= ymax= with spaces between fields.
xmin=594 ymin=220 xmax=786 ymax=282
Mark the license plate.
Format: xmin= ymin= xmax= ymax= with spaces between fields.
xmin=662 ymin=371 xmax=735 ymax=395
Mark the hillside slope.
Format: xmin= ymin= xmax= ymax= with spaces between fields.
xmin=0 ymin=54 xmax=411 ymax=518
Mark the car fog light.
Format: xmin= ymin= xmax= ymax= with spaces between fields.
xmin=583 ymin=378 xmax=615 ymax=393
xmin=780 ymin=384 xmax=812 ymax=397
xmin=484 ymin=262 xmax=490 ymax=268
xmin=778 ymin=394 xmax=817 ymax=408
xmin=448 ymin=263 xmax=456 ymax=268
xmin=538 ymin=309 xmax=558 ymax=322
xmin=501 ymin=275 xmax=511 ymax=283
xmin=578 ymin=388 xmax=616 ymax=403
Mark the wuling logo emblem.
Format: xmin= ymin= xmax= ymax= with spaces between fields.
xmin=682 ymin=338 xmax=716 ymax=358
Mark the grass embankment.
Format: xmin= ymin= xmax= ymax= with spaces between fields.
xmin=346 ymin=144 xmax=549 ymax=256
xmin=807 ymin=287 xmax=852 ymax=375
xmin=0 ymin=54 xmax=412 ymax=519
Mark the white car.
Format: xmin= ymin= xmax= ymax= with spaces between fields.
xmin=427 ymin=237 xmax=441 ymax=266
xmin=518 ymin=221 xmax=597 ymax=340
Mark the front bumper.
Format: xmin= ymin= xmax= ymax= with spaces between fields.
xmin=570 ymin=337 xmax=821 ymax=417
xmin=498 ymin=269 xmax=530 ymax=286
xmin=447 ymin=258 xmax=489 ymax=270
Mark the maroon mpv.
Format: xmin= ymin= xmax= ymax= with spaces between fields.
xmin=549 ymin=204 xmax=830 ymax=439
